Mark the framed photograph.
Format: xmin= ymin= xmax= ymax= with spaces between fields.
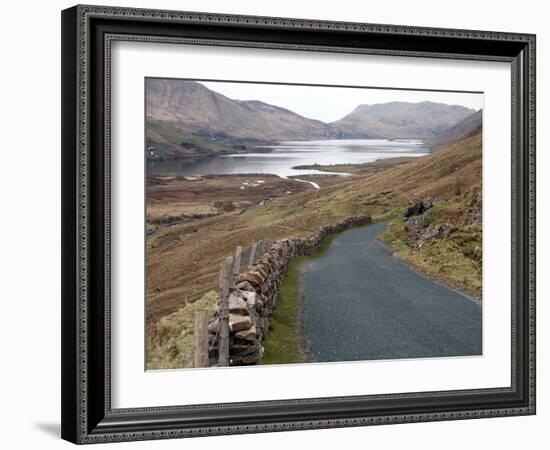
xmin=61 ymin=5 xmax=536 ymax=444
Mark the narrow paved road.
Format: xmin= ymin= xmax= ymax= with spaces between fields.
xmin=301 ymin=222 xmax=482 ymax=363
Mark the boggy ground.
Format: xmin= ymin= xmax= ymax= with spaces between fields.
xmin=146 ymin=132 xmax=482 ymax=369
xmin=146 ymin=172 xmax=360 ymax=334
xmin=147 ymin=174 xmax=311 ymax=227
xmin=146 ymin=172 xmax=359 ymax=368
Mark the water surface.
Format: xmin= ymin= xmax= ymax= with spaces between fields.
xmin=147 ymin=139 xmax=430 ymax=177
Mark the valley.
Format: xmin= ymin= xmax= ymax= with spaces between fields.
xmin=144 ymin=78 xmax=483 ymax=369
xmin=146 ymin=130 xmax=482 ymax=369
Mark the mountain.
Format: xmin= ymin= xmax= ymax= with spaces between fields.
xmin=331 ymin=101 xmax=476 ymax=139
xmin=428 ymin=109 xmax=482 ymax=151
xmin=146 ymin=119 xmax=231 ymax=159
xmin=146 ymin=79 xmax=341 ymax=143
xmin=146 ymin=79 xmax=479 ymax=159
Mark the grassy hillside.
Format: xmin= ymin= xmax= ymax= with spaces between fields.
xmin=147 ymin=131 xmax=482 ymax=315
xmin=332 ymin=101 xmax=475 ymax=138
xmin=429 ymin=109 xmax=482 ymax=152
xmin=379 ymin=200 xmax=482 ymax=298
xmin=146 ymin=119 xmax=231 ymax=159
xmin=252 ymin=131 xmax=482 ymax=230
xmin=146 ymin=79 xmax=341 ymax=141
xmin=146 ymin=131 xmax=482 ymax=367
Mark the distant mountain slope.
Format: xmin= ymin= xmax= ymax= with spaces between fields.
xmin=146 ymin=120 xmax=231 ymax=159
xmin=331 ymin=101 xmax=476 ymax=139
xmin=146 ymin=79 xmax=480 ymax=159
xmin=429 ymin=109 xmax=482 ymax=151
xmin=146 ymin=79 xmax=341 ymax=142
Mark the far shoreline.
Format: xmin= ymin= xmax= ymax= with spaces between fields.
xmin=147 ymin=136 xmax=432 ymax=164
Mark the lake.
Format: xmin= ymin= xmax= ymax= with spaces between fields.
xmin=147 ymin=139 xmax=430 ymax=178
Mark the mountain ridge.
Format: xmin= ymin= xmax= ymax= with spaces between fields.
xmin=146 ymin=79 xmax=481 ymax=159
xmin=331 ymin=101 xmax=476 ymax=139
xmin=428 ymin=109 xmax=482 ymax=151
xmin=146 ymin=79 xmax=341 ymax=143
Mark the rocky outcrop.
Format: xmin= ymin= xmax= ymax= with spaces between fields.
xmin=403 ymin=198 xmax=455 ymax=249
xmin=412 ymin=223 xmax=455 ymax=249
xmin=404 ymin=198 xmax=434 ymax=218
xmin=207 ymin=215 xmax=372 ymax=366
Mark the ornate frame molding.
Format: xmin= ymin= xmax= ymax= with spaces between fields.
xmin=62 ymin=5 xmax=536 ymax=444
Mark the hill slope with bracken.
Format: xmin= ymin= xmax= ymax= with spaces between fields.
xmin=428 ymin=109 xmax=482 ymax=151
xmin=331 ymin=101 xmax=476 ymax=139
xmin=146 ymin=79 xmax=341 ymax=143
xmin=148 ymin=131 xmax=482 ymax=308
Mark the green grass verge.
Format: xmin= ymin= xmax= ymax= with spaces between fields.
xmin=260 ymin=257 xmax=305 ymax=365
xmin=260 ymin=232 xmax=341 ymax=365
xmin=147 ymin=290 xmax=218 ymax=370
xmin=378 ymin=213 xmax=482 ymax=298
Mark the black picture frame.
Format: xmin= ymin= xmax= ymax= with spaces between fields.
xmin=61 ymin=4 xmax=536 ymax=444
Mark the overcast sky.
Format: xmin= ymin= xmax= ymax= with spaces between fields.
xmin=200 ymin=81 xmax=483 ymax=123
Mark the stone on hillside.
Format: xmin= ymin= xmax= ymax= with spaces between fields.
xmin=236 ymin=281 xmax=255 ymax=292
xmin=424 ymin=198 xmax=435 ymax=208
xmin=406 ymin=209 xmax=432 ymax=231
xmin=228 ymin=294 xmax=249 ymax=315
xmin=255 ymin=265 xmax=269 ymax=279
xmin=237 ymin=271 xmax=264 ymax=287
xmin=235 ymin=325 xmax=257 ymax=341
xmin=229 ymin=314 xmax=252 ymax=332
xmin=251 ymin=270 xmax=268 ymax=282
xmin=421 ymin=223 xmax=454 ymax=241
xmin=239 ymin=290 xmax=257 ymax=307
xmin=404 ymin=198 xmax=434 ymax=218
xmin=411 ymin=223 xmax=455 ymax=249
xmin=254 ymin=298 xmax=264 ymax=313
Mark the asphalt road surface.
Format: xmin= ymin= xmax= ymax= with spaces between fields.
xmin=300 ymin=222 xmax=482 ymax=363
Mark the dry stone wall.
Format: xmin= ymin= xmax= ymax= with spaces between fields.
xmin=208 ymin=214 xmax=372 ymax=366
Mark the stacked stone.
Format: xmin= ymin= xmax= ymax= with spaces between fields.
xmin=208 ymin=214 xmax=371 ymax=366
xmin=403 ymin=198 xmax=456 ymax=249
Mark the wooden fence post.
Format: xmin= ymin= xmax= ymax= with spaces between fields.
xmin=258 ymin=240 xmax=267 ymax=260
xmin=248 ymin=242 xmax=258 ymax=268
xmin=218 ymin=256 xmax=233 ymax=366
xmin=193 ymin=310 xmax=209 ymax=368
xmin=233 ymin=246 xmax=242 ymax=277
